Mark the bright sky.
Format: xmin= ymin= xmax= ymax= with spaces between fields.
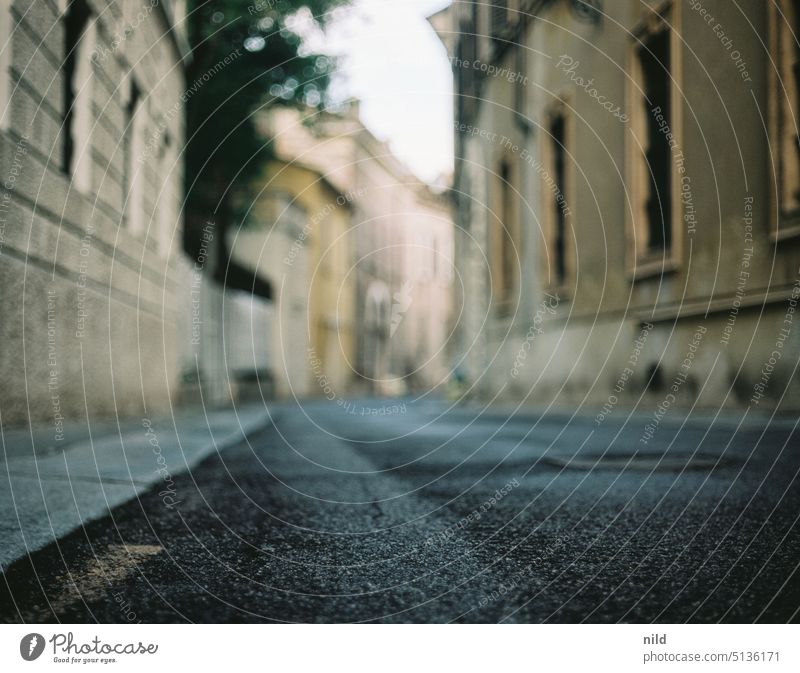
xmin=323 ymin=0 xmax=454 ymax=184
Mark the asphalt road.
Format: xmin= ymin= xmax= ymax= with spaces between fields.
xmin=2 ymin=398 xmax=799 ymax=623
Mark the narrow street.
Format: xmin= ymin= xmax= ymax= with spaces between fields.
xmin=1 ymin=399 xmax=798 ymax=624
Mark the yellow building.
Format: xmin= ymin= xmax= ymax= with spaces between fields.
xmin=228 ymin=109 xmax=356 ymax=399
xmin=229 ymin=104 xmax=455 ymax=401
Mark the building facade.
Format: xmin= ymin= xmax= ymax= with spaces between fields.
xmin=0 ymin=0 xmax=189 ymax=428
xmin=228 ymin=106 xmax=356 ymax=399
xmin=230 ymin=104 xmax=454 ymax=400
xmin=347 ymin=125 xmax=453 ymax=394
xmin=435 ymin=0 xmax=800 ymax=410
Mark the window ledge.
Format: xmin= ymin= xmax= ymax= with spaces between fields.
xmin=544 ymin=283 xmax=573 ymax=303
xmin=492 ymin=298 xmax=518 ymax=320
xmin=627 ymin=255 xmax=679 ymax=282
xmin=771 ymin=214 xmax=800 ymax=243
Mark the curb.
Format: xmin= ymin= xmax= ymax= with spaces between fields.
xmin=0 ymin=405 xmax=272 ymax=571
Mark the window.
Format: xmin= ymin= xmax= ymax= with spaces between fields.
xmin=491 ymin=156 xmax=519 ymax=313
xmin=768 ymin=0 xmax=800 ymax=239
xmin=157 ymin=131 xmax=174 ymax=254
xmin=62 ymin=0 xmax=94 ymax=191
xmin=640 ymin=28 xmax=672 ymax=253
xmin=122 ymin=79 xmax=144 ymax=233
xmin=625 ymin=1 xmax=682 ymax=279
xmin=0 ymin=0 xmax=12 ymax=129
xmin=513 ymin=28 xmax=531 ymax=131
xmin=457 ymin=19 xmax=477 ymax=121
xmin=432 ymin=234 xmax=439 ymax=280
xmin=471 ymin=1 xmax=480 ymax=48
xmin=273 ymin=192 xmax=307 ymax=240
xmin=491 ymin=0 xmax=509 ymax=41
xmin=543 ymin=102 xmax=573 ymax=293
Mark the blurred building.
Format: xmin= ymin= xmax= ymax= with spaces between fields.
xmin=434 ymin=0 xmax=800 ymax=410
xmin=389 ymin=183 xmax=454 ymax=393
xmin=0 ymin=0 xmax=188 ymax=426
xmin=347 ymin=124 xmax=453 ymax=394
xmin=227 ymin=107 xmax=356 ymax=399
xmin=232 ymin=105 xmax=454 ymax=399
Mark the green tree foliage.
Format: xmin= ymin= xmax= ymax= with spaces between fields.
xmin=183 ymin=0 xmax=346 ymax=283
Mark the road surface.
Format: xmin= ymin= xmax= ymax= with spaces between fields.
xmin=2 ymin=398 xmax=799 ymax=623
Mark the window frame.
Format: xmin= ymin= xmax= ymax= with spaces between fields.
xmin=624 ymin=0 xmax=683 ymax=281
xmin=490 ymin=0 xmax=509 ymax=41
xmin=541 ymin=95 xmax=575 ymax=299
xmin=490 ymin=152 xmax=520 ymax=316
xmin=767 ymin=0 xmax=800 ymax=241
xmin=122 ymin=77 xmax=145 ymax=234
xmin=0 ymin=0 xmax=13 ymax=131
xmin=70 ymin=18 xmax=95 ymax=193
xmin=156 ymin=131 xmax=175 ymax=255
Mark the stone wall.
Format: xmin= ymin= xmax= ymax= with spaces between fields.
xmin=0 ymin=0 xmax=187 ymax=429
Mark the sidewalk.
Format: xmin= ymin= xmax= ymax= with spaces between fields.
xmin=474 ymin=399 xmax=799 ymax=432
xmin=0 ymin=403 xmax=271 ymax=570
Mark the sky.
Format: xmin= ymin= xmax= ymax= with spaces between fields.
xmin=323 ymin=0 xmax=454 ymax=184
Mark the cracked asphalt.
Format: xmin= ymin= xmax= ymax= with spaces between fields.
xmin=1 ymin=398 xmax=799 ymax=623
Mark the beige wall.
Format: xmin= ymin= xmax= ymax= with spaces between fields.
xmin=448 ymin=0 xmax=800 ymax=410
xmin=0 ymin=0 xmax=187 ymax=427
xmin=229 ymin=156 xmax=355 ymax=399
xmin=392 ymin=187 xmax=454 ymax=390
xmin=349 ymin=131 xmax=454 ymax=393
